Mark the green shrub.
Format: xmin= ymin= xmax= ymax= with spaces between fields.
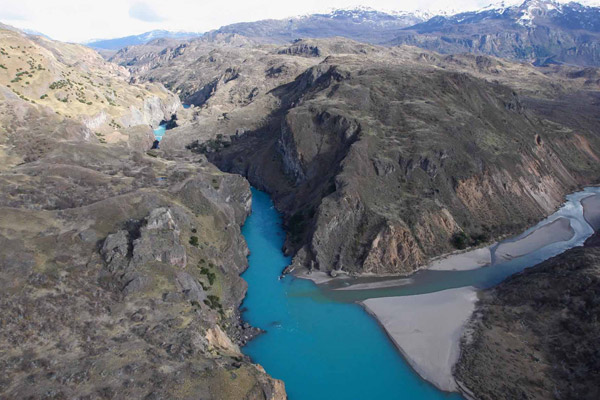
xmin=204 ymin=295 xmax=222 ymax=310
xmin=451 ymin=232 xmax=469 ymax=250
xmin=207 ymin=272 xmax=216 ymax=286
xmin=189 ymin=236 xmax=199 ymax=247
xmin=49 ymin=80 xmax=70 ymax=90
xmin=451 ymin=231 xmax=489 ymax=249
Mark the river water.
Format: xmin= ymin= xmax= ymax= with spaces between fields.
xmin=241 ymin=189 xmax=463 ymax=400
xmin=153 ymin=123 xmax=167 ymax=141
xmin=240 ymin=187 xmax=600 ymax=399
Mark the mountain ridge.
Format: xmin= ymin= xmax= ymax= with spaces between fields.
xmin=82 ymin=1 xmax=600 ymax=67
xmin=85 ymin=30 xmax=203 ymax=50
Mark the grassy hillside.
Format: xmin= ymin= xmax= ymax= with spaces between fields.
xmin=0 ymin=27 xmax=180 ymax=137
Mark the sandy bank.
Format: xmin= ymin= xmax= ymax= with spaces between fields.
xmin=362 ymin=287 xmax=478 ymax=392
xmin=582 ymin=194 xmax=600 ymax=230
xmin=333 ymin=277 xmax=413 ymax=291
xmin=298 ymin=211 xmax=578 ymax=286
xmin=295 ymin=269 xmax=342 ymax=284
xmin=428 ymin=246 xmax=492 ymax=271
xmin=494 ymin=217 xmax=574 ymax=262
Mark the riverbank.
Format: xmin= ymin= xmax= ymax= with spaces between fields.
xmin=494 ymin=217 xmax=574 ymax=262
xmin=290 ymin=187 xmax=600 ymax=395
xmin=240 ymin=189 xmax=464 ymax=400
xmin=362 ymin=287 xmax=478 ymax=392
xmin=582 ymin=193 xmax=600 ymax=230
xmin=299 ymin=211 xmax=578 ymax=290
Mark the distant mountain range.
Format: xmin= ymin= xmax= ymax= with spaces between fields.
xmin=88 ymin=1 xmax=600 ymax=66
xmin=204 ymin=6 xmax=430 ymax=44
xmin=393 ymin=0 xmax=600 ymax=66
xmin=85 ymin=30 xmax=202 ymax=50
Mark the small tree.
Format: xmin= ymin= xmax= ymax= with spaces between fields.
xmin=451 ymin=232 xmax=469 ymax=250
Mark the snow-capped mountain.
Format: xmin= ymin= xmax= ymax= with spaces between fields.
xmin=408 ymin=0 xmax=600 ymax=31
xmin=86 ymin=1 xmax=600 ymax=66
xmin=205 ymin=7 xmax=429 ymax=44
xmin=391 ymin=0 xmax=600 ymax=66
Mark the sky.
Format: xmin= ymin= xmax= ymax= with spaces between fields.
xmin=0 ymin=0 xmax=597 ymax=43
xmin=0 ymin=0 xmax=495 ymax=42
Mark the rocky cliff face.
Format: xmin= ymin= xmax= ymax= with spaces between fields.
xmin=150 ymin=39 xmax=600 ymax=277
xmin=279 ymin=63 xmax=599 ymax=275
xmin=0 ymin=32 xmax=284 ymax=399
xmin=454 ymin=232 xmax=600 ymax=400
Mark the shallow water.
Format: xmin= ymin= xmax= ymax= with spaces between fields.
xmin=153 ymin=123 xmax=167 ymax=141
xmin=241 ymin=189 xmax=463 ymax=400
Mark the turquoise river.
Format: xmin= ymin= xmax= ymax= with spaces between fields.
xmin=240 ymin=187 xmax=600 ymax=399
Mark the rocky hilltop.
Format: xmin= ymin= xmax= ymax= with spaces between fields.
xmin=117 ymin=35 xmax=600 ymax=276
xmin=455 ymin=231 xmax=600 ymax=400
xmin=0 ymin=27 xmax=283 ymax=399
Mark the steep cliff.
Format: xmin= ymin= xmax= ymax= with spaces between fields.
xmin=151 ymin=39 xmax=600 ymax=276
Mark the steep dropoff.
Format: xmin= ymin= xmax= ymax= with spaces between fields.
xmin=148 ymin=38 xmax=600 ymax=276
xmin=208 ymin=54 xmax=600 ymax=276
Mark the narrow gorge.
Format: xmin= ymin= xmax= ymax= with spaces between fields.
xmin=2 ymin=3 xmax=600 ymax=398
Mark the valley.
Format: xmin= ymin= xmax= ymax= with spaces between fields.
xmin=1 ymin=2 xmax=600 ymax=399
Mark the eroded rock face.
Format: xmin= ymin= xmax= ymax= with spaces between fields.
xmin=161 ymin=39 xmax=600 ymax=276
xmin=363 ymin=222 xmax=425 ymax=274
xmin=278 ymin=109 xmax=360 ymax=185
xmin=101 ymin=208 xmax=188 ymax=296
xmin=132 ymin=208 xmax=187 ymax=268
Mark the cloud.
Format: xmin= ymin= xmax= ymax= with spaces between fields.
xmin=129 ymin=2 xmax=165 ymax=22
xmin=0 ymin=3 xmax=30 ymax=21
xmin=0 ymin=11 xmax=27 ymax=21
